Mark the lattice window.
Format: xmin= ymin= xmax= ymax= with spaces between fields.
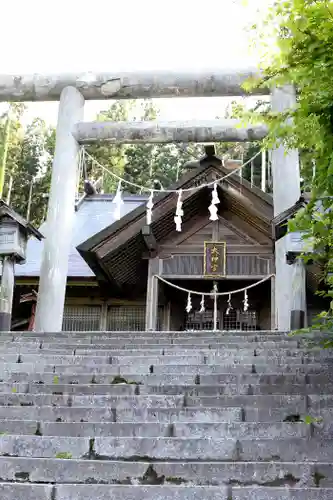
xmin=185 ymin=308 xmax=258 ymax=331
xmin=107 ymin=306 xmax=163 ymax=331
xmin=223 ymin=309 xmax=240 ymax=331
xmin=185 ymin=310 xmax=220 ymax=331
xmin=107 ymin=306 xmax=145 ymax=331
xmin=223 ymin=309 xmax=257 ymax=331
xmin=62 ymin=305 xmax=101 ymax=331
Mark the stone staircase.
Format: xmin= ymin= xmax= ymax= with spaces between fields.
xmin=0 ymin=329 xmax=332 ymax=499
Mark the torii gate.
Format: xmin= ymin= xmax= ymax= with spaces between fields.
xmin=0 ymin=69 xmax=305 ymax=332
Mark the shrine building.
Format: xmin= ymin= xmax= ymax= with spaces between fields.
xmin=11 ymin=148 xmax=324 ymax=332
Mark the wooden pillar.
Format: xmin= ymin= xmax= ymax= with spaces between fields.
xmin=270 ymin=275 xmax=276 ymax=330
xmin=99 ymin=302 xmax=108 ymax=331
xmin=162 ymin=302 xmax=171 ymax=332
xmin=0 ymin=256 xmax=15 ymax=331
xmin=271 ymin=86 xmax=306 ymax=331
xmin=145 ymin=257 xmax=160 ymax=331
xmin=34 ymin=86 xmax=84 ymax=333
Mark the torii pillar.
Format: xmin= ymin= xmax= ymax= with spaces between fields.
xmin=34 ymin=87 xmax=84 ymax=332
xmin=271 ymin=86 xmax=307 ymax=331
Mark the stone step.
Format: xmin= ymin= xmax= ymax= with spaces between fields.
xmin=0 ymin=420 xmax=310 ymax=438
xmin=0 ymin=363 xmax=120 ymax=375
xmin=3 ymin=353 xmax=332 ymax=370
xmin=14 ymin=329 xmax=291 ymax=337
xmin=1 ymin=435 xmax=333 ymax=461
xmin=91 ymin=437 xmax=333 ymax=462
xmin=41 ymin=421 xmax=308 ymax=439
xmin=138 ymin=363 xmax=332 ymax=375
xmin=0 ymin=362 xmax=331 ymax=376
xmin=3 ymin=382 xmax=331 ymax=396
xmin=0 ymin=483 xmax=53 ymax=500
xmin=308 ymin=395 xmax=333 ymax=409
xmin=114 ymin=406 xmax=314 ymax=423
xmin=1 ymin=370 xmax=331 ymax=386
xmin=1 ymin=371 xmax=331 ymax=386
xmin=138 ymin=383 xmax=333 ymax=396
xmin=0 ymin=406 xmax=243 ymax=423
xmin=3 ymin=348 xmax=332 ymax=366
xmin=183 ymin=394 xmax=307 ymax=408
xmin=246 ymin=406 xmax=333 ymax=423
xmin=0 ymin=371 xmax=197 ymax=385
xmin=0 ymin=346 xmax=309 ymax=356
xmin=13 ymin=352 xmax=323 ymax=365
xmin=0 ymin=403 xmax=327 ymax=425
xmin=9 ymin=340 xmax=303 ymax=349
xmin=74 ymin=341 xmax=304 ymax=350
xmin=232 ymin=488 xmax=333 ymax=500
xmin=112 ymin=355 xmax=307 ymax=365
xmin=1 ymin=483 xmax=333 ymax=500
xmin=200 ymin=374 xmax=333 ymax=385
xmin=0 ymin=457 xmax=327 ymax=486
xmin=0 ymin=392 xmax=311 ymax=409
xmin=0 ymin=393 xmax=184 ymax=408
xmin=11 ymin=335 xmax=301 ymax=345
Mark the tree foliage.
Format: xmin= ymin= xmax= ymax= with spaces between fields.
xmin=0 ymin=108 xmax=54 ymax=226
xmin=0 ymin=99 xmax=266 ymax=225
xmin=247 ymin=0 xmax=333 ymax=329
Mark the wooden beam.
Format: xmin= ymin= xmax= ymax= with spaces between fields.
xmin=161 ymin=244 xmax=273 ymax=255
xmin=74 ymin=119 xmax=268 ymax=145
xmin=0 ymin=68 xmax=266 ymax=102
xmin=141 ymin=225 xmax=158 ymax=252
xmin=162 ymin=274 xmax=270 ymax=280
xmin=145 ymin=258 xmax=161 ymax=331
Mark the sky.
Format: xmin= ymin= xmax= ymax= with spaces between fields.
xmin=0 ymin=0 xmax=270 ymax=124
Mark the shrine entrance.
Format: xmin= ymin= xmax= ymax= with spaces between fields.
xmin=184 ymin=291 xmax=258 ymax=331
xmin=185 ymin=307 xmax=258 ymax=331
xmin=163 ymin=278 xmax=272 ymax=332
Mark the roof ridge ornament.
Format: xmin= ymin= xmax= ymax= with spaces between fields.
xmin=146 ymin=191 xmax=154 ymax=225
xmin=112 ymin=180 xmax=123 ymax=220
xmin=174 ymin=189 xmax=184 ymax=232
xmin=208 ymin=182 xmax=220 ymax=221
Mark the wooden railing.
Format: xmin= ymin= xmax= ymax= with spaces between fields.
xmin=161 ymin=253 xmax=273 ymax=277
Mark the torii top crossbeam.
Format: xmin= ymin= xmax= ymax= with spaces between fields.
xmin=0 ymin=68 xmax=267 ymax=102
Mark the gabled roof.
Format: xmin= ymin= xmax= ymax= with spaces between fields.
xmin=79 ymin=155 xmax=272 ymax=255
xmin=15 ymin=194 xmax=146 ymax=279
xmin=272 ymin=193 xmax=311 ymax=240
xmin=77 ymin=154 xmax=273 ymax=289
xmin=0 ymin=201 xmax=43 ymax=241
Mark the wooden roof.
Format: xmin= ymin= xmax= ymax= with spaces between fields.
xmin=77 ymin=154 xmax=273 ymax=293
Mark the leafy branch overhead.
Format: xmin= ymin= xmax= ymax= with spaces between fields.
xmin=246 ymin=0 xmax=333 ymax=328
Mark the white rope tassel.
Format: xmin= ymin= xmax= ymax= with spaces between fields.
xmin=146 ymin=190 xmax=154 ymax=225
xmin=186 ymin=292 xmax=192 ymax=313
xmin=174 ymin=189 xmax=184 ymax=232
xmin=226 ymin=293 xmax=233 ymax=315
xmin=113 ymin=181 xmax=124 ymax=220
xmin=199 ymin=295 xmax=205 ymax=313
xmin=208 ymin=183 xmax=220 ymax=221
xmin=243 ymin=290 xmax=249 ymax=312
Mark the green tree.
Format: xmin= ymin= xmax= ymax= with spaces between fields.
xmin=85 ymin=101 xmax=134 ymax=192
xmin=246 ymin=0 xmax=333 ymax=329
xmin=215 ymin=100 xmax=270 ymax=192
xmin=124 ymin=100 xmax=205 ymax=192
xmin=0 ymin=111 xmax=55 ymax=226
